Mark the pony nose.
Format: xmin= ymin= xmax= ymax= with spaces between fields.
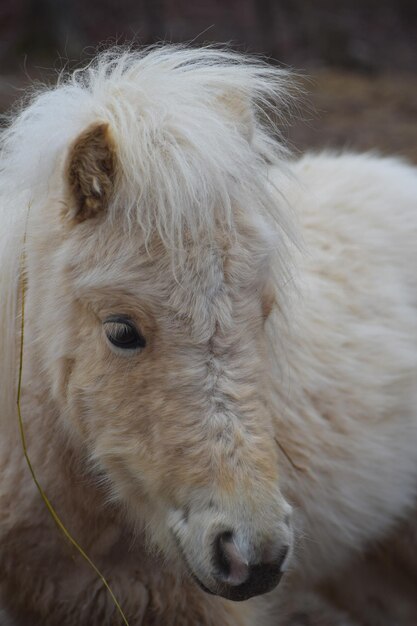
xmin=215 ymin=532 xmax=249 ymax=585
xmin=213 ymin=531 xmax=289 ymax=597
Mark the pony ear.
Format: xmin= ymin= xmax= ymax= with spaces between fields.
xmin=66 ymin=122 xmax=116 ymax=222
xmin=219 ymin=92 xmax=255 ymax=143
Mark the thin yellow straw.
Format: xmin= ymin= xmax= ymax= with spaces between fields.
xmin=16 ymin=207 xmax=131 ymax=626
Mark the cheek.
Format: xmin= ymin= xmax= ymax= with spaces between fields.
xmin=56 ymin=323 xmax=112 ymax=433
xmin=262 ymin=289 xmax=276 ymax=321
xmin=64 ymin=341 xmax=154 ymax=447
xmin=52 ymin=356 xmax=76 ymax=405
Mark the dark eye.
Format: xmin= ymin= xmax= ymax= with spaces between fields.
xmin=104 ymin=317 xmax=146 ymax=351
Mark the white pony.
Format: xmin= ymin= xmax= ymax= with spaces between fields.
xmin=0 ymin=46 xmax=416 ymax=626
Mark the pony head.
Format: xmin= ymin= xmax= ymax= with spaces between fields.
xmin=2 ymin=47 xmax=296 ymax=601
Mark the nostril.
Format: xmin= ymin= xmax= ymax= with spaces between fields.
xmin=260 ymin=538 xmax=290 ymax=569
xmin=277 ymin=545 xmax=289 ymax=571
xmin=213 ymin=532 xmax=249 ymax=586
xmin=214 ymin=531 xmax=232 ymax=578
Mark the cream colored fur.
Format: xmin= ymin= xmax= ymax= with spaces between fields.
xmin=0 ymin=46 xmax=417 ymax=625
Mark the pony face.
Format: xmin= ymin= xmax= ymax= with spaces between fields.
xmin=51 ymin=219 xmax=293 ymax=601
xmin=22 ymin=49 xmax=295 ymax=601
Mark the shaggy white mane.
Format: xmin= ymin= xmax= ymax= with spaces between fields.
xmin=0 ymin=46 xmax=295 ymax=244
xmin=0 ymin=45 xmax=297 ymax=424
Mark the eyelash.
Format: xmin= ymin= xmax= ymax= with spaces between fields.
xmin=103 ymin=317 xmax=146 ymax=351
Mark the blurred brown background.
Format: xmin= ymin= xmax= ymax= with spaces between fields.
xmin=0 ymin=0 xmax=416 ymax=161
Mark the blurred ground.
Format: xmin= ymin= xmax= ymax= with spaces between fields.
xmin=287 ymin=70 xmax=417 ymax=164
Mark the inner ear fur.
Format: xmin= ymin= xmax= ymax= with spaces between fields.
xmin=66 ymin=122 xmax=116 ymax=222
xmin=218 ymin=92 xmax=255 ymax=143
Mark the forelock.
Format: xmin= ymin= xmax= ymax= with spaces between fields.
xmin=1 ymin=46 xmax=296 ymax=251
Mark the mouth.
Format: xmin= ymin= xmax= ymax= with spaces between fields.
xmin=174 ymin=535 xmax=284 ymax=601
xmin=190 ymin=574 xmax=216 ymax=595
xmin=192 ymin=565 xmax=283 ymax=601
xmin=171 ymin=523 xmax=287 ymax=602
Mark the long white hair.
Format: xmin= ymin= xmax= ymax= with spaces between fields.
xmin=0 ymin=45 xmax=297 ymax=426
